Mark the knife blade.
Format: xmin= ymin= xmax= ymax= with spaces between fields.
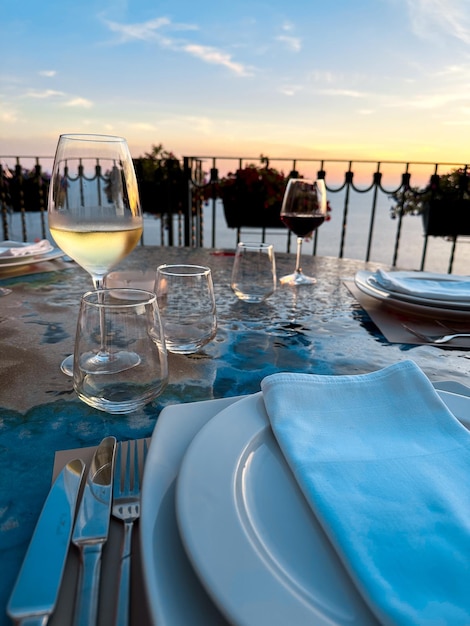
xmin=7 ymin=458 xmax=86 ymax=626
xmin=72 ymin=436 xmax=116 ymax=626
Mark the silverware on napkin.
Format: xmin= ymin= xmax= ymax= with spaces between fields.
xmin=7 ymin=459 xmax=86 ymax=626
xmin=72 ymin=436 xmax=116 ymax=626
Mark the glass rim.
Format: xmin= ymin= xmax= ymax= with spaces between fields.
xmin=156 ymin=264 xmax=212 ymax=277
xmin=286 ymin=177 xmax=326 ymax=186
xmin=58 ymin=133 xmax=127 ymax=143
xmin=81 ymin=288 xmax=156 ymax=307
xmin=237 ymin=242 xmax=274 ymax=249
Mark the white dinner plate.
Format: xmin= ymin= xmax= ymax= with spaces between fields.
xmin=141 ymin=396 xmax=242 ymax=626
xmin=355 ymin=270 xmax=470 ymax=319
xmin=0 ymin=248 xmax=64 ymax=269
xmin=141 ymin=386 xmax=470 ymax=626
xmin=366 ymin=271 xmax=470 ymax=310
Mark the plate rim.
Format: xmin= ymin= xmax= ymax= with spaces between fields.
xmin=354 ymin=270 xmax=470 ymax=319
xmin=366 ymin=272 xmax=470 ymax=310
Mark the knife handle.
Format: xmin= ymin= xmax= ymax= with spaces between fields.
xmin=74 ymin=543 xmax=103 ymax=626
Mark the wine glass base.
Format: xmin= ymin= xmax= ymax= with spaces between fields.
xmin=280 ymin=272 xmax=317 ymax=286
xmin=80 ymin=350 xmax=141 ymax=375
xmin=60 ymin=355 xmax=74 ymax=377
xmin=61 ymin=351 xmax=142 ymax=376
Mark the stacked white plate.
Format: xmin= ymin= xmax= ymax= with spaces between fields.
xmin=354 ymin=270 xmax=470 ymax=320
xmin=140 ymin=384 xmax=470 ymax=626
xmin=0 ymin=240 xmax=63 ymax=269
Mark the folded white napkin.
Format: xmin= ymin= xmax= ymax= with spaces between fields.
xmin=261 ymin=361 xmax=470 ymax=625
xmin=373 ymin=269 xmax=470 ymax=302
xmin=0 ymin=239 xmax=53 ymax=258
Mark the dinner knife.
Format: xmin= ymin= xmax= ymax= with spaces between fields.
xmin=7 ymin=458 xmax=86 ymax=626
xmin=72 ymin=436 xmax=116 ymax=626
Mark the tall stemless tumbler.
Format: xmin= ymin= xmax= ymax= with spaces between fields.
xmin=156 ymin=264 xmax=217 ymax=354
xmin=73 ymin=288 xmax=168 ymax=414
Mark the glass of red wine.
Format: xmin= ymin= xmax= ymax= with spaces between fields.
xmin=280 ymin=177 xmax=327 ymax=285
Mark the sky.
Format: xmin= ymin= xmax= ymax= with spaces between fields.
xmin=1 ymin=0 xmax=470 ymax=167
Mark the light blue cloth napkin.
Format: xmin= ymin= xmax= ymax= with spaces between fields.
xmin=0 ymin=239 xmax=52 ymax=258
xmin=373 ymin=269 xmax=470 ymax=302
xmin=261 ymin=361 xmax=470 ymax=626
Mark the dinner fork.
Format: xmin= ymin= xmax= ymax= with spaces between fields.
xmin=112 ymin=440 xmax=148 ymax=626
xmin=401 ymin=324 xmax=470 ymax=344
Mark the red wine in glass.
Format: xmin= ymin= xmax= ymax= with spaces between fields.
xmin=280 ymin=178 xmax=327 ymax=285
xmin=280 ymin=215 xmax=325 ymax=238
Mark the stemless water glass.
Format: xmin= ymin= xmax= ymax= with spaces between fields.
xmin=231 ymin=242 xmax=276 ymax=303
xmin=280 ymin=177 xmax=327 ymax=285
xmin=73 ymin=289 xmax=168 ymax=414
xmin=155 ymin=264 xmax=217 ymax=354
xmin=48 ymin=133 xmax=143 ymax=375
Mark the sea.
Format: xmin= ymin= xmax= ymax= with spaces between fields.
xmin=3 ymin=194 xmax=469 ymax=276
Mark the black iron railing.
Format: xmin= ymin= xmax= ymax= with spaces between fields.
xmin=1 ymin=154 xmax=469 ymax=273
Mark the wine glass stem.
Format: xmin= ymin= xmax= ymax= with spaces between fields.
xmin=294 ymin=237 xmax=304 ymax=274
xmin=91 ymin=275 xmax=108 ymax=356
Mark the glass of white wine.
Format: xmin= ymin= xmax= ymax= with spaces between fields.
xmin=48 ymin=133 xmax=143 ymax=375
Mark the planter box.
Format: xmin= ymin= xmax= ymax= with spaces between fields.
xmin=222 ymin=196 xmax=285 ymax=229
xmin=422 ymin=199 xmax=470 ymax=237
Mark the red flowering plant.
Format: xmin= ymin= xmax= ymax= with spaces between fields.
xmin=204 ymin=156 xmax=294 ymax=228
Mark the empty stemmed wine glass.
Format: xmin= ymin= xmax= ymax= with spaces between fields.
xmin=48 ymin=133 xmax=143 ymax=375
xmin=280 ymin=177 xmax=327 ymax=285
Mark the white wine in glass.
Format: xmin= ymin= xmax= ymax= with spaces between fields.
xmin=48 ymin=133 xmax=143 ymax=375
xmin=280 ymin=178 xmax=327 ymax=285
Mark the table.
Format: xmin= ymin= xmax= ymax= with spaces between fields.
xmin=1 ymin=246 xmax=468 ymax=625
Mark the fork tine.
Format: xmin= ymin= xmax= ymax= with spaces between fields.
xmin=113 ymin=442 xmax=122 ymax=497
xmin=124 ymin=442 xmax=132 ymax=494
xmin=132 ymin=440 xmax=139 ymax=494
xmin=143 ymin=438 xmax=148 ymax=464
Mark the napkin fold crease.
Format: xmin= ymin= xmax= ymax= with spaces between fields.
xmin=261 ymin=361 xmax=470 ymax=626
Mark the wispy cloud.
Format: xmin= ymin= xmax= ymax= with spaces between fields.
xmin=390 ymin=92 xmax=469 ymax=109
xmin=279 ymin=84 xmax=303 ymax=96
xmin=276 ymin=35 xmax=301 ymax=52
xmin=104 ymin=17 xmax=173 ymax=43
xmin=23 ymin=89 xmax=92 ymax=108
xmin=24 ymin=89 xmax=64 ymax=99
xmin=63 ymin=97 xmax=93 ymax=108
xmin=38 ymin=70 xmax=56 ymax=77
xmin=403 ymin=0 xmax=470 ymax=44
xmin=183 ymin=44 xmax=253 ymax=76
xmin=276 ymin=21 xmax=301 ymax=52
xmin=102 ymin=16 xmax=252 ymax=76
xmin=317 ymin=88 xmax=368 ymax=98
